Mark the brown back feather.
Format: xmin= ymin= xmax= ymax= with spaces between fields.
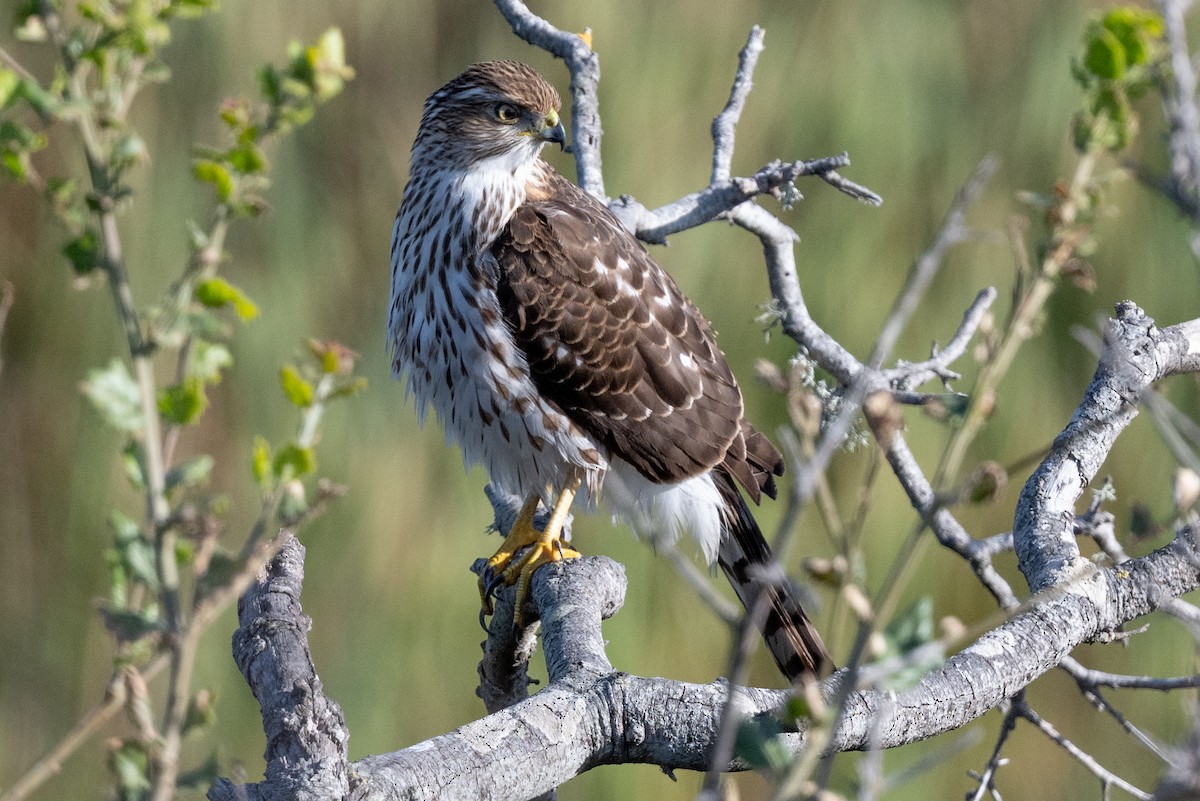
xmin=492 ymin=167 xmax=779 ymax=498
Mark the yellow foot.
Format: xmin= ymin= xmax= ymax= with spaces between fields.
xmin=504 ymin=534 xmax=582 ymax=627
xmin=479 ymin=473 xmax=582 ymax=626
xmin=478 ymin=494 xmax=542 ymax=614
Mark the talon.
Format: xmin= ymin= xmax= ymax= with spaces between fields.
xmin=477 ymin=473 xmax=583 ymax=627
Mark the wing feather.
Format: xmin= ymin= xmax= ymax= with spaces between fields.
xmin=492 ymin=169 xmax=782 ymax=500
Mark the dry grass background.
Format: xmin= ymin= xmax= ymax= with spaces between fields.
xmin=1 ymin=1 xmax=1199 ymax=799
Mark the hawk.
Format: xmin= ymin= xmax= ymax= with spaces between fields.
xmin=388 ymin=61 xmax=830 ymax=679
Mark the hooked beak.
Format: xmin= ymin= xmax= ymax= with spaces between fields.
xmin=539 ymin=110 xmax=567 ymax=150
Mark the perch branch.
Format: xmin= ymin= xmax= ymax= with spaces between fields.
xmin=210 ymin=521 xmax=1200 ymax=801
xmin=208 ymin=535 xmax=349 ymax=801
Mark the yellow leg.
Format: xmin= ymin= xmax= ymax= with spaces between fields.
xmin=479 ymin=472 xmax=583 ymax=625
xmin=478 ymin=494 xmax=542 ymax=613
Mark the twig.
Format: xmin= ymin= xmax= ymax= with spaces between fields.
xmin=711 ymin=27 xmax=763 ymax=183
xmin=1157 ymin=0 xmax=1200 ymax=220
xmin=936 ymin=148 xmax=1100 ymax=488
xmin=1012 ymin=697 xmax=1152 ymax=801
xmin=1064 ymin=667 xmax=1200 ymax=690
xmin=885 ymin=287 xmax=997 ymax=389
xmin=491 ymin=0 xmax=604 ymax=198
xmin=660 ymin=541 xmax=741 ymax=625
xmin=1063 ymin=661 xmax=1173 ymax=761
xmin=968 ymin=697 xmax=1020 ymax=801
xmin=866 ymin=155 xmax=998 ymax=372
xmin=616 ymin=155 xmax=878 ymax=245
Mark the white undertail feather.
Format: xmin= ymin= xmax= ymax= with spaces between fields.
xmin=602 ymin=463 xmax=725 ymax=564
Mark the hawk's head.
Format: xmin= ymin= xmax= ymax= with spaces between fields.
xmin=414 ymin=61 xmax=565 ymax=170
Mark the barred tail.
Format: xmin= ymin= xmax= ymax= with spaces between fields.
xmin=713 ymin=468 xmax=831 ymax=681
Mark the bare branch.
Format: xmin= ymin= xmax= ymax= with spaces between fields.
xmin=866 ymin=155 xmax=997 ymax=371
xmin=1066 ymin=668 xmax=1200 ymax=691
xmin=612 ymin=155 xmax=875 ymax=245
xmin=1016 ymin=305 xmax=1200 ymax=592
xmin=886 ymin=287 xmax=997 ymax=389
xmin=0 ymin=280 xmax=12 ymax=380
xmin=1012 ymin=697 xmax=1152 ymax=800
xmin=209 ymin=534 xmax=350 ymax=801
xmin=711 ymin=27 xmax=763 ymax=183
xmin=1156 ymin=0 xmax=1200 ymax=220
xmin=492 ymin=0 xmax=604 ymax=199
xmin=211 ymin=521 xmax=1200 ymax=801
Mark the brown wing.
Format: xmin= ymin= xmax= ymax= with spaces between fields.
xmin=492 ymin=169 xmax=782 ymax=501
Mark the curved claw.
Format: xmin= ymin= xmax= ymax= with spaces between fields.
xmin=477 ymin=473 xmax=584 ymax=628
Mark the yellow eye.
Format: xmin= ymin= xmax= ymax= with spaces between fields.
xmin=494 ymin=103 xmax=521 ymax=124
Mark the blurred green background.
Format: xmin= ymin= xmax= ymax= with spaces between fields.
xmin=2 ymin=1 xmax=1199 ymax=799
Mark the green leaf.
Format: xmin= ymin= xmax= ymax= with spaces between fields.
xmin=0 ymin=118 xmax=48 ymax=181
xmin=175 ymin=537 xmax=195 ymax=567
xmin=17 ymin=77 xmax=60 ymax=118
xmin=308 ymin=338 xmax=358 ymax=374
xmin=62 ymin=228 xmax=102 ymax=274
xmin=781 ymin=694 xmax=813 ymax=725
xmin=227 ymin=143 xmax=266 ymax=174
xmin=105 ymin=548 xmax=128 ymax=609
xmin=884 ymin=596 xmax=934 ymax=654
xmin=278 ymin=478 xmax=309 ymax=522
xmin=734 ymin=717 xmax=791 ymax=775
xmin=251 ymin=435 xmax=273 ymax=489
xmin=177 ymin=751 xmax=220 ymax=790
xmin=108 ymin=740 xmax=152 ymax=801
xmin=191 ymin=340 xmax=233 ymax=384
xmin=258 ymin=64 xmax=282 ymax=106
xmin=165 ymin=454 xmax=214 ymax=492
xmin=0 ymin=69 xmax=20 ymax=108
xmin=109 ymin=511 xmax=159 ymax=589
xmin=877 ymin=596 xmax=943 ymax=691
xmin=272 ymin=443 xmax=316 ymax=478
xmin=198 ymin=548 xmax=239 ymax=594
xmin=158 ymin=377 xmax=208 ymax=425
xmin=110 ymin=133 xmax=147 ymax=172
xmin=195 ymin=276 xmax=258 ymax=320
xmin=1102 ymin=8 xmax=1164 ymax=68
xmin=219 ymin=97 xmax=251 ymax=130
xmin=1084 ymin=27 xmax=1125 ymax=80
xmin=279 ymin=364 xmax=314 ymax=407
xmin=186 ymin=308 xmax=233 ymax=340
xmin=82 ymin=359 xmax=145 ymax=431
xmin=170 ymin=0 xmax=216 ymax=19
xmin=14 ymin=4 xmax=46 ymax=42
xmin=100 ymin=607 xmax=162 ymax=643
xmin=122 ymin=441 xmax=146 ymax=489
xmin=183 ymin=688 xmax=217 ymax=735
xmin=309 ymin=28 xmax=355 ymax=101
xmin=192 ymin=158 xmax=233 ymax=201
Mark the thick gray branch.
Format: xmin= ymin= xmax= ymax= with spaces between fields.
xmin=208 ymin=534 xmax=349 ymax=801
xmin=212 ymin=525 xmax=1200 ymax=801
xmin=1015 ymin=304 xmax=1200 ymax=592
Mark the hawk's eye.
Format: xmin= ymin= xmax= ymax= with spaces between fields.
xmin=494 ymin=103 xmax=521 ymax=124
